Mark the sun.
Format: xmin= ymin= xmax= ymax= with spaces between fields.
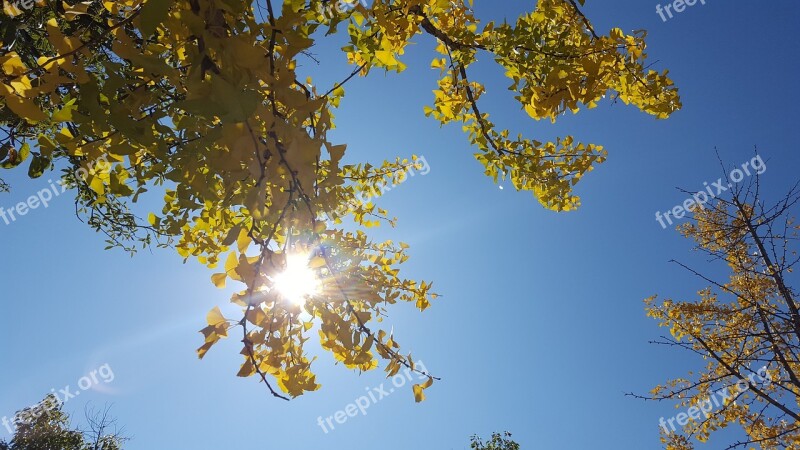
xmin=272 ymin=253 xmax=322 ymax=306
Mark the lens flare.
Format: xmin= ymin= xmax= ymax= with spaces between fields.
xmin=272 ymin=253 xmax=322 ymax=306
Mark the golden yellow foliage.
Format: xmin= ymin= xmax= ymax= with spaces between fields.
xmin=0 ymin=0 xmax=679 ymax=399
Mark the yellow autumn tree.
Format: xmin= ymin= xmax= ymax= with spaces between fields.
xmin=0 ymin=0 xmax=680 ymax=400
xmin=644 ymin=157 xmax=800 ymax=449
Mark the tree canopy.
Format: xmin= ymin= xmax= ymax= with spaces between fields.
xmin=470 ymin=432 xmax=520 ymax=450
xmin=0 ymin=395 xmax=125 ymax=450
xmin=643 ymin=159 xmax=800 ymax=449
xmin=0 ymin=0 xmax=680 ymax=400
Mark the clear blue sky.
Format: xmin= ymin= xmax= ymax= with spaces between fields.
xmin=1 ymin=1 xmax=799 ymax=449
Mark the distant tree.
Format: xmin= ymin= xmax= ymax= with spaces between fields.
xmin=0 ymin=395 xmax=126 ymax=450
xmin=641 ymin=154 xmax=800 ymax=449
xmin=470 ymin=431 xmax=520 ymax=450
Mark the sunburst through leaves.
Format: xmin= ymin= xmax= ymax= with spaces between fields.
xmin=272 ymin=252 xmax=323 ymax=307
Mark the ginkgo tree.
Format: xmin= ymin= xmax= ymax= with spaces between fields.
xmin=0 ymin=0 xmax=680 ymax=401
xmin=641 ymin=158 xmax=800 ymax=449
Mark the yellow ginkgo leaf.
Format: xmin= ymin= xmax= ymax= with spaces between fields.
xmin=211 ymin=273 xmax=227 ymax=289
xmin=206 ymin=306 xmax=227 ymax=327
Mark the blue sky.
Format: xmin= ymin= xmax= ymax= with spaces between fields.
xmin=1 ymin=1 xmax=799 ymax=449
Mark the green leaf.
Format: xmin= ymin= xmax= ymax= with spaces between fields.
xmin=27 ymin=153 xmax=50 ymax=178
xmin=51 ymin=98 xmax=77 ymax=122
xmin=0 ymin=142 xmax=30 ymax=169
xmin=139 ymin=0 xmax=171 ymax=37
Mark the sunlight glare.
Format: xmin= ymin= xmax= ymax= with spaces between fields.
xmin=272 ymin=253 xmax=322 ymax=306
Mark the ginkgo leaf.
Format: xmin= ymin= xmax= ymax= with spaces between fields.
xmin=27 ymin=154 xmax=49 ymax=178
xmin=51 ymin=99 xmax=76 ymax=122
xmin=224 ymin=251 xmax=238 ymax=274
xmin=211 ymin=273 xmax=227 ymax=289
xmin=375 ymin=50 xmax=398 ymax=67
xmin=4 ymin=95 xmax=47 ymax=123
xmin=0 ymin=143 xmax=29 ymax=169
xmin=138 ymin=0 xmax=171 ymax=37
xmin=207 ymin=306 xmax=227 ymax=327
xmin=412 ymin=377 xmax=434 ymax=402
xmin=237 ymin=360 xmax=255 ymax=377
xmin=309 ymin=256 xmax=326 ymax=269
